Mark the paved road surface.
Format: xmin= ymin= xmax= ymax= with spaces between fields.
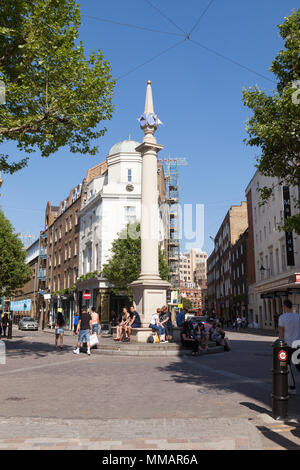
xmin=0 ymin=328 xmax=300 ymax=450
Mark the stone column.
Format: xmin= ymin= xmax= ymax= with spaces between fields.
xmin=131 ymin=81 xmax=169 ymax=327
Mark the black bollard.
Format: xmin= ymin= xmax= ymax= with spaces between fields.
xmin=7 ymin=319 xmax=12 ymax=339
xmin=272 ymin=338 xmax=289 ymax=420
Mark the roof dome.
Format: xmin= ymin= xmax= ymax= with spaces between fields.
xmin=108 ymin=139 xmax=140 ymax=156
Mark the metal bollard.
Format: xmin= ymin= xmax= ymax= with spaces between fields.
xmin=272 ymin=338 xmax=289 ymax=420
xmin=7 ymin=320 xmax=12 ymax=339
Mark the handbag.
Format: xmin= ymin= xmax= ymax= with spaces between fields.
xmin=90 ymin=333 xmax=99 ymax=348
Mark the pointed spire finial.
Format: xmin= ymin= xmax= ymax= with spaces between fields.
xmin=144 ymin=80 xmax=154 ymax=114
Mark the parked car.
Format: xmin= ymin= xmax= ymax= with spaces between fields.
xmin=18 ymin=317 xmax=39 ymax=331
xmin=190 ymin=315 xmax=207 ymax=325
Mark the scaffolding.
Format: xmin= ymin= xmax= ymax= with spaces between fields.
xmin=159 ymin=158 xmax=187 ymax=298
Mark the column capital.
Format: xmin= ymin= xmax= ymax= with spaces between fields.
xmin=135 ymin=142 xmax=163 ymax=154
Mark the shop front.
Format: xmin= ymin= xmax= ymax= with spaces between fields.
xmin=255 ymin=273 xmax=300 ymax=329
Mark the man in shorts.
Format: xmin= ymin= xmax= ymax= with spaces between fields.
xmin=73 ymin=307 xmax=92 ymax=356
xmin=279 ymin=299 xmax=300 ymax=395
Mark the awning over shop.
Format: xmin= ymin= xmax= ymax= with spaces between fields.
xmin=255 ymin=273 xmax=300 ymax=298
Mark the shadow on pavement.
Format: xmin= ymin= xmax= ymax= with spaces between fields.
xmin=156 ymin=336 xmax=300 ymax=418
xmin=3 ymin=338 xmax=74 ymax=359
xmin=257 ymin=425 xmax=300 ymax=450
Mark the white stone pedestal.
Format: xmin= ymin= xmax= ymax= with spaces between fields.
xmin=131 ymin=278 xmax=169 ymax=327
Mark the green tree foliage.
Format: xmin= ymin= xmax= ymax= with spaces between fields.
xmin=102 ymin=222 xmax=169 ymax=298
xmin=182 ymin=297 xmax=192 ymax=310
xmin=0 ymin=0 xmax=115 ymax=174
xmin=0 ymin=209 xmax=31 ymax=297
xmin=243 ymin=10 xmax=300 ymax=233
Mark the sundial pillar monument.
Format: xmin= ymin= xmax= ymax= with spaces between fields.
xmin=131 ymin=80 xmax=170 ymax=327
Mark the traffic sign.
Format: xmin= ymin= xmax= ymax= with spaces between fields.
xmin=83 ymin=291 xmax=91 ymax=300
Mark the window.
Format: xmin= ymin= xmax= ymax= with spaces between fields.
xmin=65 ymin=218 xmax=68 ymax=233
xmin=127 ymin=169 xmax=132 ymax=182
xmin=69 ymin=215 xmax=72 ymax=231
xmin=125 ymin=206 xmax=136 ymax=223
xmin=69 ymin=242 xmax=72 ymax=258
xmin=270 ymin=251 xmax=274 ymax=276
xmin=55 ymin=229 xmax=57 ymax=242
xmin=74 ymin=238 xmax=77 ymax=256
xmin=275 ymin=248 xmax=280 ymax=274
xmin=95 ymin=244 xmax=99 ymax=270
xmin=281 ymin=244 xmax=286 ymax=272
xmin=59 ymin=225 xmax=62 ymax=239
xmin=87 ymin=245 xmax=92 ymax=272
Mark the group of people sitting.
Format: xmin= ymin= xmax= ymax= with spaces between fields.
xmin=149 ymin=306 xmax=173 ymax=343
xmin=181 ymin=318 xmax=230 ymax=356
xmin=112 ymin=305 xmax=173 ymax=343
xmin=113 ymin=306 xmax=141 ymax=342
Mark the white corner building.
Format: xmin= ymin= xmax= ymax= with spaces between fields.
xmin=77 ymin=139 xmax=168 ymax=321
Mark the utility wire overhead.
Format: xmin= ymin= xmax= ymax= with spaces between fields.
xmin=189 ymin=38 xmax=276 ymax=84
xmin=81 ymin=14 xmax=184 ymax=37
xmin=188 ymin=0 xmax=215 ymax=36
xmin=144 ymin=0 xmax=187 ymax=35
xmin=117 ymin=39 xmax=185 ymax=81
xmin=83 ymin=6 xmax=276 ymax=86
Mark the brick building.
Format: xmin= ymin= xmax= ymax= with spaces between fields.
xmin=231 ymin=228 xmax=248 ymax=318
xmin=207 ymin=202 xmax=248 ymax=321
xmin=43 ymin=161 xmax=107 ymax=328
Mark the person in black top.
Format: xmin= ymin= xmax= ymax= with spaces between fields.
xmin=181 ymin=320 xmax=201 ymax=356
xmin=126 ymin=306 xmax=141 ymax=342
xmin=73 ymin=307 xmax=92 ymax=356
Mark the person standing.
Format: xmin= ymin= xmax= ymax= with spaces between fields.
xmin=279 ymin=299 xmax=300 ymax=395
xmin=55 ymin=310 xmax=65 ymax=350
xmin=2 ymin=313 xmax=8 ymax=338
xmin=73 ymin=311 xmax=79 ymax=336
xmin=73 ymin=307 xmax=92 ymax=356
xmin=176 ymin=308 xmax=185 ymax=327
xmin=91 ymin=307 xmax=100 ymax=336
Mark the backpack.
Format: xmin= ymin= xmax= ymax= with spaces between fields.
xmin=147 ymin=335 xmax=154 ymax=343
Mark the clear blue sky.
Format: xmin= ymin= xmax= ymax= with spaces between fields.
xmin=0 ymin=0 xmax=297 ymax=255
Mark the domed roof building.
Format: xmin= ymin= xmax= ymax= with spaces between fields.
xmin=108 ymin=139 xmax=140 ymax=156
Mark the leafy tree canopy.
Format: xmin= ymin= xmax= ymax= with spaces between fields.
xmin=102 ymin=222 xmax=169 ymax=299
xmin=0 ymin=0 xmax=115 ymax=174
xmin=243 ymin=9 xmax=300 ymax=233
xmin=182 ymin=297 xmax=192 ymax=310
xmin=0 ymin=209 xmax=31 ymax=297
